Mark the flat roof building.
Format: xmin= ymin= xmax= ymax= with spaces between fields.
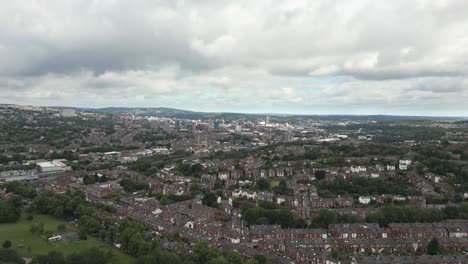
xmin=37 ymin=160 xmax=71 ymax=174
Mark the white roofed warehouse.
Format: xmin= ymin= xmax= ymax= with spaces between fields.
xmin=37 ymin=160 xmax=72 ymax=174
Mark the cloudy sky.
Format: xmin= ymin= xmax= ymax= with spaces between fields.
xmin=1 ymin=0 xmax=468 ymax=115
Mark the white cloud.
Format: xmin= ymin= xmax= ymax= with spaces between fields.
xmin=0 ymin=0 xmax=467 ymax=115
xmin=191 ymin=35 xmax=237 ymax=57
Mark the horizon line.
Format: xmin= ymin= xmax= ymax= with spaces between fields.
xmin=1 ymin=102 xmax=468 ymax=119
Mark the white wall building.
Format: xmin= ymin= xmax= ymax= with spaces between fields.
xmin=0 ymin=170 xmax=38 ymax=183
xmin=37 ymin=160 xmax=71 ymax=174
xmin=358 ymin=196 xmax=371 ymax=204
xmin=350 ymin=166 xmax=367 ymax=173
xmin=399 ymin=159 xmax=412 ymax=166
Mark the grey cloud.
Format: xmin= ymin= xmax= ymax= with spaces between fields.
xmin=2 ymin=0 xmax=468 ymax=80
xmin=1 ymin=0 xmax=468 ymax=115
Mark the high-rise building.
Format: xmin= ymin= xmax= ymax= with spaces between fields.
xmin=287 ymin=129 xmax=293 ymax=141
xmin=265 ymin=115 xmax=270 ymax=125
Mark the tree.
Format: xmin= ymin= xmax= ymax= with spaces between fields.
xmin=66 ymin=254 xmax=85 ymax=264
xmin=136 ymin=251 xmax=182 ymax=264
xmin=83 ymin=174 xmax=97 ymax=185
xmin=193 ymin=241 xmax=210 ymax=264
xmin=4 ymin=181 xmax=36 ymax=199
xmin=156 ymin=251 xmax=182 ymax=264
xmin=79 ymin=247 xmax=114 ymax=264
xmin=208 ymin=256 xmax=229 ymax=264
xmin=314 ymin=170 xmax=327 ymax=180
xmin=79 ymin=215 xmax=100 ymax=234
xmin=273 ymin=179 xmax=292 ymax=195
xmin=119 ymin=179 xmax=149 ymax=193
xmin=46 ymin=251 xmax=66 ymax=264
xmin=202 ymin=193 xmax=218 ymax=208
xmin=415 ymin=163 xmax=425 ymax=175
xmin=54 ymin=206 xmax=65 ymax=218
xmin=312 ymin=209 xmax=338 ymax=228
xmin=256 ymin=178 xmax=270 ymax=191
xmin=0 ymin=196 xmax=22 ymax=223
xmin=0 ymin=249 xmax=25 ymax=264
xmin=225 ymin=251 xmax=243 ymax=264
xmin=65 ymin=196 xmax=83 ymax=215
xmin=98 ymin=175 xmax=108 ymax=183
xmin=428 ymin=238 xmax=441 ymax=255
xmin=253 ymin=254 xmax=267 ymax=264
xmin=2 ymin=240 xmax=12 ymax=249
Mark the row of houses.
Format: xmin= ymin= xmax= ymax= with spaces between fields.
xmin=258 ymin=236 xmax=468 ymax=255
xmin=353 ymin=255 xmax=468 ymax=264
xmin=114 ymin=197 xmax=241 ymax=244
xmin=250 ymin=225 xmax=327 ymax=242
xmin=189 ymin=157 xmax=413 ymax=184
xmin=250 ymin=221 xmax=468 ymax=242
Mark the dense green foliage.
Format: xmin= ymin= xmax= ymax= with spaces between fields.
xmin=0 ymin=249 xmax=24 ymax=264
xmin=128 ymin=151 xmax=192 ymax=176
xmin=2 ymin=240 xmax=12 ymax=249
xmin=135 ymin=241 xmax=264 ymax=264
xmin=272 ymin=179 xmax=293 ymax=196
xmin=317 ymin=176 xmax=420 ymax=197
xmin=428 ymin=238 xmax=441 ymax=255
xmin=202 ymin=193 xmax=218 ymax=208
xmin=0 ymin=195 xmax=23 ymax=223
xmin=4 ymin=181 xmax=37 ymax=198
xmin=314 ymin=170 xmax=326 ymax=180
xmin=175 ymin=163 xmax=205 ymax=177
xmin=255 ymin=178 xmax=270 ymax=191
xmin=311 ymin=209 xmax=361 ymax=228
xmin=120 ymin=179 xmax=149 ymax=192
xmin=83 ymin=174 xmax=108 ymax=185
xmin=366 ymin=204 xmax=468 ymax=226
xmin=20 ymin=183 xmax=254 ymax=264
xmin=159 ymin=194 xmax=194 ymax=205
xmin=240 ymin=201 xmax=306 ymax=228
xmin=31 ymin=247 xmax=115 ymax=264
xmin=208 ymin=150 xmax=251 ymax=160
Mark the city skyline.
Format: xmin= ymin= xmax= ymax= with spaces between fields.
xmin=2 ymin=102 xmax=468 ymax=118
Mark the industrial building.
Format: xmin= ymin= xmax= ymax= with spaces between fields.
xmin=37 ymin=160 xmax=72 ymax=174
xmin=0 ymin=170 xmax=38 ymax=183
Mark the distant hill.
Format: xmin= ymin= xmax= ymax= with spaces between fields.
xmin=88 ymin=107 xmax=468 ymax=121
xmin=4 ymin=104 xmax=467 ymax=121
xmin=289 ymin=114 xmax=467 ymax=122
xmin=93 ymin=107 xmax=194 ymax=115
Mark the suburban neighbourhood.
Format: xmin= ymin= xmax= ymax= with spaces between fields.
xmin=2 ymin=105 xmax=468 ymax=263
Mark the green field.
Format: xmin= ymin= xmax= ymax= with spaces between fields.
xmin=270 ymin=180 xmax=280 ymax=187
xmin=0 ymin=214 xmax=134 ymax=264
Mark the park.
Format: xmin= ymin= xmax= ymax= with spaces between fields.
xmin=0 ymin=213 xmax=134 ymax=263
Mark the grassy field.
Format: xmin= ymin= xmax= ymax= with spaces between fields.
xmin=0 ymin=214 xmax=134 ymax=264
xmin=270 ymin=180 xmax=280 ymax=187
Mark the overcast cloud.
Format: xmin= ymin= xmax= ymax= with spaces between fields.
xmin=1 ymin=0 xmax=468 ymax=115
